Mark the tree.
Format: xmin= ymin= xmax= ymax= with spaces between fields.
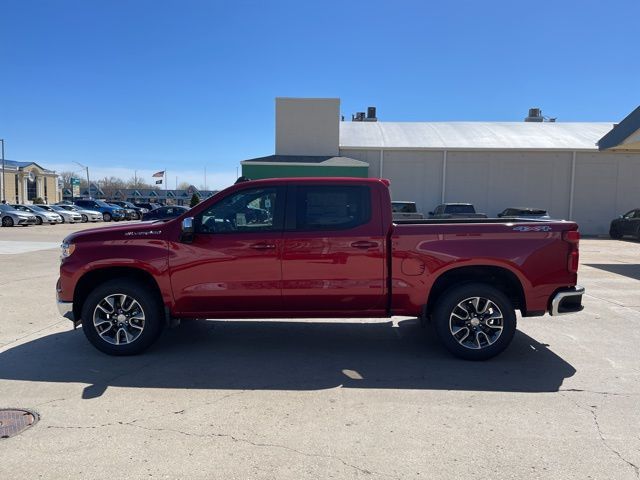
xmin=58 ymin=171 xmax=76 ymax=191
xmin=99 ymin=176 xmax=127 ymax=199
xmin=190 ymin=193 xmax=201 ymax=208
xmin=33 ymin=197 xmax=45 ymax=204
xmin=177 ymin=181 xmax=191 ymax=190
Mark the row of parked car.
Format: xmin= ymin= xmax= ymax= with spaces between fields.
xmin=0 ymin=199 xmax=190 ymax=227
xmin=391 ymin=202 xmax=551 ymax=220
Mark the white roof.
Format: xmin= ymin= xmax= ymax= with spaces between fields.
xmin=339 ymin=121 xmax=615 ymax=151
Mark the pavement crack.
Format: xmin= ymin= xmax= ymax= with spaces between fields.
xmin=563 ymin=393 xmax=639 ymax=478
xmin=126 ymin=422 xmax=396 ymax=478
xmin=559 ymin=388 xmax=635 ymax=397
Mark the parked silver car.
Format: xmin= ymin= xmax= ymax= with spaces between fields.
xmin=58 ymin=204 xmax=102 ymax=223
xmin=0 ymin=203 xmax=37 ymax=227
xmin=11 ymin=204 xmax=63 ymax=225
xmin=38 ymin=204 xmax=83 ymax=223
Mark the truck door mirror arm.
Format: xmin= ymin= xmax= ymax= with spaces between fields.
xmin=181 ymin=217 xmax=195 ymax=243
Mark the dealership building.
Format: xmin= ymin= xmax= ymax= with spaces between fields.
xmin=242 ymin=98 xmax=640 ymax=234
xmin=0 ymin=160 xmax=61 ymax=204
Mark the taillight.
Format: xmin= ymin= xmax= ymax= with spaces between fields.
xmin=563 ymin=230 xmax=580 ymax=273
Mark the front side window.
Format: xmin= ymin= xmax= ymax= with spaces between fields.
xmin=196 ymin=187 xmax=280 ymax=234
xmin=293 ymin=185 xmax=371 ymax=231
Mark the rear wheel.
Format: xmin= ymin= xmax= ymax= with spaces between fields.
xmin=103 ymin=212 xmax=112 ymax=222
xmin=432 ymin=283 xmax=516 ymax=360
xmin=81 ymin=279 xmax=164 ymax=355
xmin=2 ymin=216 xmax=14 ymax=227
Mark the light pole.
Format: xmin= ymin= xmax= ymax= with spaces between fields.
xmin=1 ymin=139 xmax=5 ymax=203
xmin=73 ymin=161 xmax=90 ymax=198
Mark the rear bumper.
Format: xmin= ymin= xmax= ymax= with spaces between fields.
xmin=57 ymin=299 xmax=75 ymax=322
xmin=550 ymin=286 xmax=585 ymax=316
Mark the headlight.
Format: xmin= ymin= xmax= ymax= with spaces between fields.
xmin=61 ymin=242 xmax=76 ymax=260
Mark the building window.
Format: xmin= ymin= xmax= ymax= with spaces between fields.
xmin=15 ymin=175 xmax=19 ymax=203
xmin=27 ymin=176 xmax=37 ymax=201
xmin=44 ymin=177 xmax=48 ymax=202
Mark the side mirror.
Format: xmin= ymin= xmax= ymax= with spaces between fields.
xmin=181 ymin=217 xmax=195 ymax=243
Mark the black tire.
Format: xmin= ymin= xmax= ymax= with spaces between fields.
xmin=81 ymin=214 xmax=88 ymax=223
xmin=2 ymin=216 xmax=14 ymax=227
xmin=36 ymin=216 xmax=43 ymax=225
xmin=103 ymin=212 xmax=112 ymax=222
xmin=609 ymin=227 xmax=622 ymax=240
xmin=81 ymin=279 xmax=164 ymax=356
xmin=432 ymin=283 xmax=516 ymax=360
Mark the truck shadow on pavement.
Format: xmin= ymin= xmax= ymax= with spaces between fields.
xmin=0 ymin=319 xmax=575 ymax=399
xmin=585 ymin=263 xmax=640 ymax=281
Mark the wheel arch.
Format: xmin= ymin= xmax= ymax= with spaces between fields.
xmin=73 ymin=266 xmax=168 ymax=324
xmin=426 ymin=265 xmax=526 ymax=316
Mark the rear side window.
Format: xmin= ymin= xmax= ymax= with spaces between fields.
xmin=293 ymin=185 xmax=371 ymax=231
xmin=447 ymin=204 xmax=474 ymax=214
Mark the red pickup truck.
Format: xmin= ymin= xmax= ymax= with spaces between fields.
xmin=57 ymin=177 xmax=584 ymax=360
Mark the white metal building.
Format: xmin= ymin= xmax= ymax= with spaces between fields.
xmin=273 ymin=98 xmax=640 ymax=234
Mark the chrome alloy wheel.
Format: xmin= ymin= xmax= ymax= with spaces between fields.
xmin=449 ymin=296 xmax=504 ymax=350
xmin=93 ymin=294 xmax=146 ymax=345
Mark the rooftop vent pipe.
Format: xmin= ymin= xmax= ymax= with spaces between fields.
xmin=525 ymin=108 xmax=544 ymax=122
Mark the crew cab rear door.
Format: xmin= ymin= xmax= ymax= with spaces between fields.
xmin=281 ymin=183 xmax=386 ymax=313
xmin=169 ymin=185 xmax=285 ymax=315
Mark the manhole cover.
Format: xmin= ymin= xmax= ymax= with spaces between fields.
xmin=0 ymin=409 xmax=39 ymax=439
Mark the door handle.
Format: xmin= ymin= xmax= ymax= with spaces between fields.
xmin=350 ymin=241 xmax=378 ymax=249
xmin=250 ymin=243 xmax=276 ymax=250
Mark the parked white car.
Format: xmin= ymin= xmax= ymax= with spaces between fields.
xmin=38 ymin=204 xmax=83 ymax=223
xmin=0 ymin=204 xmax=37 ymax=227
xmin=57 ymin=204 xmax=103 ymax=223
xmin=11 ymin=204 xmax=63 ymax=225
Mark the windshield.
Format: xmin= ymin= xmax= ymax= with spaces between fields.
xmin=0 ymin=204 xmax=18 ymax=212
xmin=392 ymin=202 xmax=417 ymax=213
xmin=29 ymin=206 xmax=46 ymax=212
xmin=95 ymin=201 xmax=111 ymax=208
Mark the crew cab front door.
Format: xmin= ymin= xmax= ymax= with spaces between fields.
xmin=169 ymin=186 xmax=285 ymax=316
xmin=280 ymin=183 xmax=386 ymax=314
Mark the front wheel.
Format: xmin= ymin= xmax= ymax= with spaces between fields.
xmin=432 ymin=283 xmax=516 ymax=360
xmin=36 ymin=216 xmax=43 ymax=225
xmin=81 ymin=214 xmax=88 ymax=223
xmin=609 ymin=227 xmax=622 ymax=240
xmin=2 ymin=216 xmax=14 ymax=227
xmin=103 ymin=212 xmax=112 ymax=222
xmin=81 ymin=279 xmax=164 ymax=355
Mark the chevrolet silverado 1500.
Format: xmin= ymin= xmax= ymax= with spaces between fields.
xmin=57 ymin=177 xmax=584 ymax=360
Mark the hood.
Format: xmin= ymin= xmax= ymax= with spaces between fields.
xmin=64 ymin=219 xmax=174 ymax=244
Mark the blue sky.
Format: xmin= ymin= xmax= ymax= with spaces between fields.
xmin=1 ymin=0 xmax=639 ymax=188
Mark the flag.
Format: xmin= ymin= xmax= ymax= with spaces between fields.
xmin=155 ymin=179 xmax=163 ymax=185
xmin=152 ymin=170 xmax=165 ymax=178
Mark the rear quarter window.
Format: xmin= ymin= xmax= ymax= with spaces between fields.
xmin=293 ymin=185 xmax=371 ymax=231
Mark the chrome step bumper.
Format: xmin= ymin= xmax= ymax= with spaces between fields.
xmin=550 ymin=286 xmax=585 ymax=316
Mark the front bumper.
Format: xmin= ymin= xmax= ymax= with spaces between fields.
xmin=550 ymin=286 xmax=585 ymax=316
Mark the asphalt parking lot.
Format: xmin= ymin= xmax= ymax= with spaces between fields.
xmin=0 ymin=224 xmax=638 ymax=479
